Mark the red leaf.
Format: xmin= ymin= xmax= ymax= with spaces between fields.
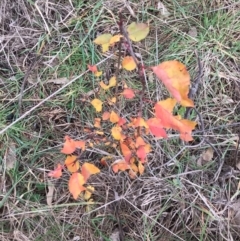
xmin=48 ymin=164 xmax=63 ymax=178
xmin=102 ymin=111 xmax=110 ymax=120
xmin=122 ymin=88 xmax=135 ymax=99
xmin=88 ymin=65 xmax=98 ymax=73
xmin=120 ymin=142 xmax=132 ymax=163
xmin=147 ymin=118 xmax=167 ymax=138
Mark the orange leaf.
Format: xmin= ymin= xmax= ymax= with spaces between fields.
xmin=135 ymin=136 xmax=146 ymax=148
xmin=155 ymin=102 xmax=196 ymax=141
xmin=147 ymin=118 xmax=167 ymax=138
xmin=110 ymin=111 xmax=120 ymax=123
xmin=61 ymin=136 xmax=85 ymax=154
xmin=65 ymin=155 xmax=79 ymax=173
xmin=94 ymin=118 xmax=101 ymax=128
xmin=102 ymin=111 xmax=110 ymax=120
xmin=81 ymin=163 xmax=100 ymax=181
xmin=120 ymin=142 xmax=132 ymax=163
xmin=68 ymin=173 xmax=86 ymax=200
xmin=122 ymin=56 xmax=137 ymax=71
xmin=112 ymin=159 xmax=130 ymax=173
xmin=122 ymin=88 xmax=135 ymax=99
xmin=91 ymin=98 xmax=103 ymax=112
xmin=151 ymin=61 xmax=194 ymax=107
xmin=111 ymin=126 xmax=123 ymax=140
xmin=130 ymin=117 xmax=148 ymax=129
xmin=127 ymin=22 xmax=150 ymax=42
xmin=48 ymin=164 xmax=63 ymax=178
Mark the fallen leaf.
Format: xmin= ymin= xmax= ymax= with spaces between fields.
xmin=188 ymin=26 xmax=198 ymax=38
xmin=122 ymin=56 xmax=137 ymax=71
xmin=68 ymin=173 xmax=86 ymax=200
xmin=65 ymin=155 xmax=79 ymax=173
xmin=122 ymin=88 xmax=135 ymax=99
xmin=81 ymin=162 xmax=100 ymax=181
xmin=127 ymin=22 xmax=150 ymax=42
xmin=91 ymin=98 xmax=103 ymax=112
xmin=197 ymin=148 xmax=214 ymax=166
xmin=152 ymin=61 xmax=194 ymax=107
xmin=94 ymin=118 xmax=101 ymax=128
xmin=46 ymin=180 xmax=55 ymax=206
xmin=46 ymin=77 xmax=70 ymax=85
xmin=5 ymin=142 xmax=17 ymax=171
xmin=157 ymin=2 xmax=170 ymax=17
xmin=48 ymin=163 xmax=63 ymax=178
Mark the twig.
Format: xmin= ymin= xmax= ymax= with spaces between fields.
xmin=118 ymin=14 xmax=146 ymax=123
xmin=184 ymin=50 xmax=203 ymax=119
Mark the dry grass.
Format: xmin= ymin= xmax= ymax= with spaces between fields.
xmin=1 ymin=0 xmax=240 ymax=240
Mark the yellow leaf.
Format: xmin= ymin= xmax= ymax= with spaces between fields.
xmin=110 ymin=34 xmax=122 ymax=45
xmin=108 ymin=76 xmax=117 ymax=87
xmin=127 ymin=22 xmax=149 ymax=42
xmin=65 ymin=155 xmax=79 ymax=173
xmin=151 ymin=61 xmax=194 ymax=107
xmin=68 ymin=173 xmax=86 ymax=200
xmin=91 ymin=98 xmax=103 ymax=112
xmin=84 ymin=185 xmax=95 ymax=200
xmin=122 ymin=56 xmax=136 ymax=71
xmin=99 ymin=76 xmax=117 ymax=90
xmin=93 ymin=34 xmax=112 ymax=53
xmin=110 ymin=111 xmax=119 ymax=123
xmin=95 ymin=71 xmax=102 ymax=77
xmin=111 ymin=126 xmax=122 ymax=140
xmin=138 ymin=161 xmax=145 ymax=175
xmin=99 ymin=81 xmax=109 ymax=90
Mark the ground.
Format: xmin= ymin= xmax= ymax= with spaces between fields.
xmin=1 ymin=0 xmax=240 ymax=240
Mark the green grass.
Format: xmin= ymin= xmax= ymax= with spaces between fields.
xmin=1 ymin=0 xmax=240 ymax=240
